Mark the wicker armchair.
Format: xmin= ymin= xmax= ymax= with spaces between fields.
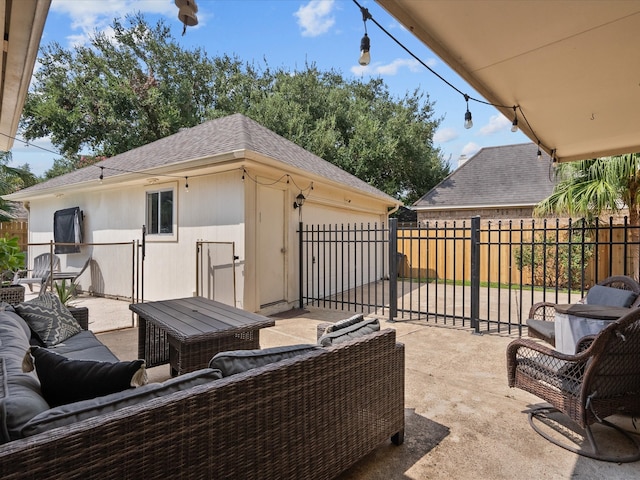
xmin=507 ymin=307 xmax=640 ymax=462
xmin=526 ymin=275 xmax=640 ymax=346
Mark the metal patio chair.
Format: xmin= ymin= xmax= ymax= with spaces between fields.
xmin=507 ymin=307 xmax=640 ymax=462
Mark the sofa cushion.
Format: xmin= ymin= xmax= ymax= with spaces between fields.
xmin=526 ymin=319 xmax=556 ymax=342
xmin=0 ymin=310 xmax=50 ymax=443
xmin=318 ymin=317 xmax=380 ymax=347
xmin=15 ymin=293 xmax=82 ymax=347
xmin=585 ymin=285 xmax=637 ymax=308
xmin=45 ymin=330 xmax=120 ymax=363
xmin=24 ymin=347 xmax=147 ymax=407
xmin=21 ymin=368 xmax=223 ymax=437
xmin=209 ymin=344 xmax=320 ymax=377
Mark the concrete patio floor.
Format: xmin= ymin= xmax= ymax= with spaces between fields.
xmin=66 ymin=294 xmax=640 ymax=479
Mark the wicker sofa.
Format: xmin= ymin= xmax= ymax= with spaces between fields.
xmin=0 ymin=309 xmax=405 ymax=480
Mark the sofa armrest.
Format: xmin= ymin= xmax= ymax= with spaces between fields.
xmin=68 ymin=307 xmax=89 ymax=330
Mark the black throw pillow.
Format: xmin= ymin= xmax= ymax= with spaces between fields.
xmin=24 ymin=347 xmax=147 ymax=407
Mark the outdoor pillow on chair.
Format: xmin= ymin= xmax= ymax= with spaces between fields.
xmin=585 ymin=285 xmax=637 ymax=308
xmin=23 ymin=346 xmax=147 ymax=407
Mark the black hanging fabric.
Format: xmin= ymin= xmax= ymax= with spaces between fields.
xmin=53 ymin=207 xmax=83 ymax=254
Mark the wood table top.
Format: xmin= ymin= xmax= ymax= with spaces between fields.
xmin=130 ymin=296 xmax=275 ymax=342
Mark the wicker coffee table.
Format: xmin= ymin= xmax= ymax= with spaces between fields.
xmin=130 ymin=296 xmax=275 ymax=376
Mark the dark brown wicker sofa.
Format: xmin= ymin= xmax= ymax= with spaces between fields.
xmin=0 ymin=312 xmax=404 ymax=480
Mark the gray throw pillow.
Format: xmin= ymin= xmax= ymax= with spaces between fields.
xmin=318 ymin=318 xmax=380 ymax=347
xmin=585 ymin=285 xmax=637 ymax=308
xmin=323 ymin=314 xmax=365 ymax=334
xmin=15 ymin=293 xmax=82 ymax=347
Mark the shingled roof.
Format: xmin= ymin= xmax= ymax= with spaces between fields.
xmin=412 ymin=143 xmax=555 ymax=210
xmin=10 ymin=114 xmax=397 ymax=204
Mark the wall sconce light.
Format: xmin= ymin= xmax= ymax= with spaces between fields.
xmin=293 ymin=192 xmax=306 ymax=209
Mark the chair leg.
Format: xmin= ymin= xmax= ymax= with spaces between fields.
xmin=528 ymin=406 xmax=640 ymax=463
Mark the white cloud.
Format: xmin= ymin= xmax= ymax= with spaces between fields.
xmin=50 ymin=0 xmax=188 ymax=46
xmin=461 ymin=142 xmax=481 ymax=157
xmin=478 ymin=114 xmax=510 ymax=135
xmin=351 ymin=57 xmax=431 ymax=76
xmin=433 ymin=127 xmax=458 ymax=143
xmin=294 ymin=0 xmax=336 ymax=37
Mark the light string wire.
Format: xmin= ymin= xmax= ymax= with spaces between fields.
xmin=352 ymin=0 xmax=552 ymax=160
xmin=0 ymin=131 xmax=315 ymax=193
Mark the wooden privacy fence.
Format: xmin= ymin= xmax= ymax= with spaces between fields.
xmin=0 ymin=220 xmax=28 ymax=248
xmin=398 ymin=217 xmax=640 ymax=288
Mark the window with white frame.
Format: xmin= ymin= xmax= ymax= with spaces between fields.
xmin=146 ymin=188 xmax=174 ymax=235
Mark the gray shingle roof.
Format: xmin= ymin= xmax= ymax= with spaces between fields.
xmin=15 ymin=114 xmax=398 ymax=203
xmin=412 ymin=143 xmax=556 ymax=209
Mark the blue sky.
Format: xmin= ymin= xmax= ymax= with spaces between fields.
xmin=12 ymin=0 xmax=530 ymax=177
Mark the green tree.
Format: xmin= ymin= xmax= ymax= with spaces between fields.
xmin=534 ymin=153 xmax=640 ymax=278
xmin=21 ymin=14 xmax=448 ymax=203
xmin=21 ymin=13 xmax=218 ymax=159
xmin=0 ymin=151 xmax=37 ymax=221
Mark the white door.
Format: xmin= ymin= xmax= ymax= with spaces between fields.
xmin=258 ymin=186 xmax=286 ymax=307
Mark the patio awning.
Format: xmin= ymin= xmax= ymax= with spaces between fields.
xmin=0 ymin=0 xmax=51 ymax=151
xmin=376 ymin=0 xmax=640 ymax=163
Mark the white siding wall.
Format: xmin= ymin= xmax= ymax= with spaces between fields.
xmin=26 ymin=171 xmax=246 ymax=302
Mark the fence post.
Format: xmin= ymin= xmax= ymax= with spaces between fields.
xmin=471 ymin=216 xmax=481 ymax=334
xmin=298 ymin=221 xmax=304 ymax=310
xmin=389 ymin=218 xmax=398 ymax=321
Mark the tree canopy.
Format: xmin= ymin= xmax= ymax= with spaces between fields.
xmin=0 ymin=152 xmax=37 ymax=221
xmin=21 ymin=14 xmax=448 ymax=204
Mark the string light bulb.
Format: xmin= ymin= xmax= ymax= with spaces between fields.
xmin=537 ymin=142 xmax=542 ymax=160
xmin=99 ymin=166 xmax=104 ymax=184
xmin=175 ymin=0 xmax=198 ymax=36
xmin=359 ymin=34 xmax=370 ymax=66
xmin=358 ymin=6 xmax=372 ymax=66
xmin=511 ymin=106 xmax=518 ymax=132
xmin=185 ymin=177 xmax=189 ymax=192
xmin=464 ymin=94 xmax=473 ymax=129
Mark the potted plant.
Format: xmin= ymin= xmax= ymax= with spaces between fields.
xmin=0 ymin=235 xmax=26 ymax=304
xmin=53 ymin=278 xmax=89 ymax=329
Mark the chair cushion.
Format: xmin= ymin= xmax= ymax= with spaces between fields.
xmin=585 ymin=285 xmax=637 ymax=308
xmin=15 ymin=293 xmax=82 ymax=347
xmin=21 ymin=368 xmax=222 ymax=437
xmin=24 ymin=346 xmax=147 ymax=407
xmin=526 ymin=319 xmax=556 ymax=341
xmin=209 ymin=344 xmax=320 ymax=377
xmin=318 ymin=317 xmax=380 ymax=347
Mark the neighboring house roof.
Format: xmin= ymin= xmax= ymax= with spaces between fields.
xmin=412 ymin=142 xmax=555 ymax=210
xmin=8 ymin=114 xmax=398 ymax=205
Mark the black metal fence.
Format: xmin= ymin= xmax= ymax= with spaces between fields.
xmin=299 ymin=216 xmax=640 ymax=334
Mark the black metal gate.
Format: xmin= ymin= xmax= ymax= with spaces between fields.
xmin=299 ymin=216 xmax=640 ymax=333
